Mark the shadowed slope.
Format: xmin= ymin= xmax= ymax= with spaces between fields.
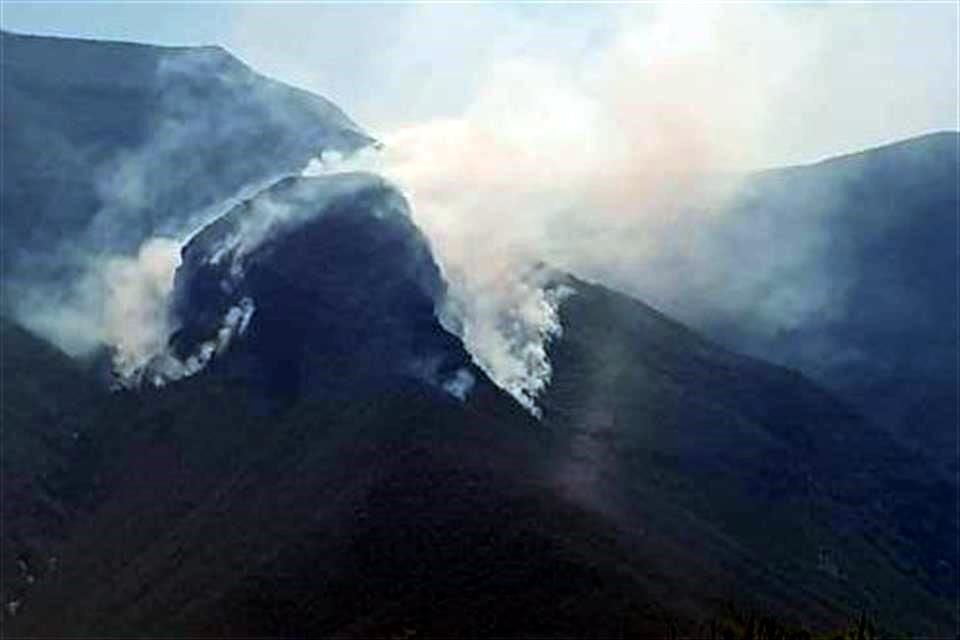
xmin=541 ymin=277 xmax=956 ymax=634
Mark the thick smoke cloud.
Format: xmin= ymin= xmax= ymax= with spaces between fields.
xmin=100 ymin=237 xmax=182 ymax=381
xmin=299 ymin=4 xmax=956 ymax=414
xmin=233 ymin=3 xmax=957 ymax=167
xmin=296 ymin=6 xmax=799 ymax=411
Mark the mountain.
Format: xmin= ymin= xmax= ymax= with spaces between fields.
xmin=0 ymin=30 xmax=371 ymax=346
xmin=1 ymin=177 xmax=674 ymax=637
xmin=5 ymin=174 xmax=957 ymax=636
xmin=1 ymin=31 xmax=956 ymax=637
xmin=625 ymin=132 xmax=959 ymax=471
xmin=167 ymin=173 xmax=470 ymax=406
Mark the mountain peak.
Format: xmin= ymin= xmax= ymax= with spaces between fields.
xmin=167 ymin=173 xmax=473 ymax=406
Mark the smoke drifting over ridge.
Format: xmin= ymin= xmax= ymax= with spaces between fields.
xmin=7 ymin=6 xmax=956 ymax=415
xmin=296 ymin=4 xmax=957 ymax=412
xmin=4 ymin=36 xmax=366 ymax=382
xmin=296 ymin=5 xmax=815 ymax=411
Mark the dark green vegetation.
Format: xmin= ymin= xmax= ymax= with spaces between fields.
xmin=1 ymin=31 xmax=957 ymax=638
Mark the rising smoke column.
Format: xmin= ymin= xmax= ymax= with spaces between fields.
xmin=296 ymin=5 xmax=793 ymax=414
xmin=303 ymin=149 xmax=573 ymax=416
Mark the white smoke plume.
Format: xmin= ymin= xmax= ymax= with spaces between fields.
xmin=292 ymin=3 xmax=956 ymax=415
xmin=443 ymin=368 xmax=476 ymax=402
xmin=305 ymin=150 xmax=574 ymax=415
xmin=101 ymin=237 xmax=182 ymax=381
xmin=298 ymin=5 xmax=808 ymax=413
xmin=11 ymin=237 xmax=182 ymax=375
xmin=141 ymin=296 xmax=256 ymax=388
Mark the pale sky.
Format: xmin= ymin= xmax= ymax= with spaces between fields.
xmin=2 ymin=2 xmax=958 ymax=168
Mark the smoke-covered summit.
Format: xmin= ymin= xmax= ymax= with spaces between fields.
xmin=159 ymin=172 xmax=476 ymax=405
xmin=0 ymin=30 xmax=569 ymax=414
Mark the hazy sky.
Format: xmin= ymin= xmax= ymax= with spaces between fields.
xmin=2 ymin=2 xmax=958 ymax=167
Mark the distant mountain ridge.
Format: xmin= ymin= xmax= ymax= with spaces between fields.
xmin=608 ymin=130 xmax=959 ymax=471
xmin=717 ymin=131 xmax=958 ymax=469
xmin=1 ymin=30 xmax=371 ymax=352
xmin=0 ymin=29 xmax=369 ymax=247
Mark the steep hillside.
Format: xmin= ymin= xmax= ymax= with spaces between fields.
xmin=543 ymin=277 xmax=957 ymax=633
xmin=625 ymin=132 xmax=959 ymax=470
